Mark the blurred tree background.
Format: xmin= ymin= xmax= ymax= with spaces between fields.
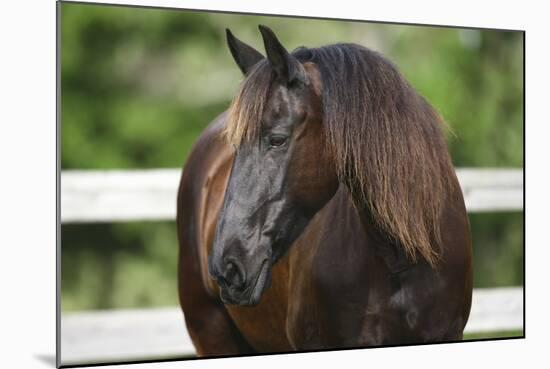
xmin=60 ymin=3 xmax=523 ymax=312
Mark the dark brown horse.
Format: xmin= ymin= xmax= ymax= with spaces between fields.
xmin=177 ymin=25 xmax=472 ymax=356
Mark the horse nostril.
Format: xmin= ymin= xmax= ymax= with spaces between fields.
xmin=224 ymin=260 xmax=245 ymax=290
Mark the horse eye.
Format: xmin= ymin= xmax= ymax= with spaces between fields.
xmin=269 ymin=135 xmax=287 ymax=148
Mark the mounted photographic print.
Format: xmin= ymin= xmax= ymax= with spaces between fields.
xmin=58 ymin=1 xmax=524 ymax=366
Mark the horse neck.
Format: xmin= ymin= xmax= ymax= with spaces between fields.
xmin=351 ymin=192 xmax=416 ymax=274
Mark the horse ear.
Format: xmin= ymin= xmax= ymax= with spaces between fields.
xmin=226 ymin=29 xmax=264 ymax=75
xmin=258 ymin=25 xmax=305 ymax=85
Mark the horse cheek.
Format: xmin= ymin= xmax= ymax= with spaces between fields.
xmin=287 ymin=139 xmax=338 ymax=214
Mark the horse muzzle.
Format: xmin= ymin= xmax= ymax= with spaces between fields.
xmin=211 ymin=258 xmax=272 ymax=306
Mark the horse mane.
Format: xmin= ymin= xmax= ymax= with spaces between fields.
xmin=224 ymin=43 xmax=456 ymax=267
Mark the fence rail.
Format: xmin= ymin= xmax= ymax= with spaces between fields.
xmin=60 ymin=168 xmax=523 ymax=223
xmin=60 ymin=287 xmax=523 ymax=365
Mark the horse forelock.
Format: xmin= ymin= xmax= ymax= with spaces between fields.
xmin=223 ymin=59 xmax=273 ymax=146
xmin=224 ymin=43 xmax=456 ymax=267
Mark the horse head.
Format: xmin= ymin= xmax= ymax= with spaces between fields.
xmin=208 ymin=25 xmax=338 ymax=306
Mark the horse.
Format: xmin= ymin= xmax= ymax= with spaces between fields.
xmin=177 ymin=25 xmax=473 ymax=356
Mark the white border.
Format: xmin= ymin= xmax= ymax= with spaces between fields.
xmin=58 ymin=0 xmax=527 ymax=31
xmin=1 ymin=0 xmax=548 ymax=368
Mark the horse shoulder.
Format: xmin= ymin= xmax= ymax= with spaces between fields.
xmin=286 ymin=187 xmax=372 ymax=349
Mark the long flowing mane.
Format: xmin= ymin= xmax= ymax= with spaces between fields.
xmin=223 ymin=43 xmax=457 ymax=266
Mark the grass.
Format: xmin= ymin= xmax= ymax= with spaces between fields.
xmin=463 ymin=330 xmax=523 ymax=340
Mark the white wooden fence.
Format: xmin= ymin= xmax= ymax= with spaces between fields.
xmin=60 ymin=168 xmax=523 ymax=223
xmin=60 ymin=168 xmax=524 ymax=365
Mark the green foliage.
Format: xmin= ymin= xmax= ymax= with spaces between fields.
xmin=60 ymin=3 xmax=523 ymax=311
xmin=61 ymin=222 xmax=178 ymax=310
